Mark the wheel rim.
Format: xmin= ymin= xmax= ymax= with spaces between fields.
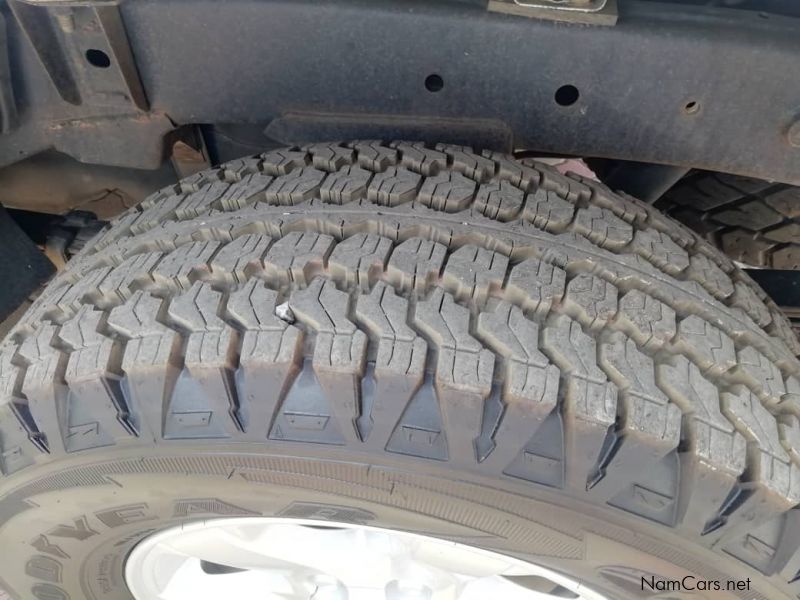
xmin=125 ymin=517 xmax=608 ymax=600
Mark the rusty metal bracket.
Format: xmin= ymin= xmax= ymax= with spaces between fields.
xmin=7 ymin=0 xmax=148 ymax=109
xmin=488 ymin=0 xmax=618 ymax=25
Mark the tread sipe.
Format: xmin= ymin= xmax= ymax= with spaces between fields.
xmin=3 ymin=142 xmax=800 ymax=590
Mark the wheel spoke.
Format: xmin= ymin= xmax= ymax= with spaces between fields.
xmin=125 ymin=518 xmax=607 ymax=600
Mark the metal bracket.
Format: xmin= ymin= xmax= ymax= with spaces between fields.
xmin=8 ymin=0 xmax=148 ymax=109
xmin=488 ymin=0 xmax=618 ymax=25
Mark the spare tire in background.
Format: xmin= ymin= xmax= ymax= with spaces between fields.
xmin=1 ymin=142 xmax=800 ymax=600
xmin=659 ymin=170 xmax=800 ymax=269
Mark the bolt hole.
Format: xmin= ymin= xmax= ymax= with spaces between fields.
xmin=85 ymin=49 xmax=111 ymax=68
xmin=425 ymin=74 xmax=444 ymax=93
xmin=683 ymin=100 xmax=700 ymax=115
xmin=554 ymin=84 xmax=580 ymax=107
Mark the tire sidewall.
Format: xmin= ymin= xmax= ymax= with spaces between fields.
xmin=0 ymin=447 xmax=775 ymax=600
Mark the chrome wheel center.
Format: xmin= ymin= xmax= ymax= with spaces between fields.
xmin=125 ymin=518 xmax=607 ymax=600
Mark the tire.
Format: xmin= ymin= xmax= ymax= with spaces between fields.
xmin=659 ymin=170 xmax=800 ymax=269
xmin=2 ymin=141 xmax=800 ymax=599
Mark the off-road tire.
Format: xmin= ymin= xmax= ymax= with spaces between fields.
xmin=659 ymin=170 xmax=800 ymax=269
xmin=2 ymin=142 xmax=800 ymax=600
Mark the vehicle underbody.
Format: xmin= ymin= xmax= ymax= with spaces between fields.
xmin=3 ymin=2 xmax=800 ymax=600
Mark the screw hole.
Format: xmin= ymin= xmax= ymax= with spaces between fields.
xmin=85 ymin=49 xmax=111 ymax=68
xmin=683 ymin=100 xmax=700 ymax=115
xmin=554 ymin=84 xmax=580 ymax=107
xmin=425 ymin=74 xmax=444 ymax=93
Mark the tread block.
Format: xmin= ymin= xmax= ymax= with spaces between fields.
xmin=442 ymin=245 xmax=508 ymax=304
xmin=667 ymin=174 xmax=747 ymax=211
xmin=176 ymin=170 xmax=222 ymax=194
xmin=572 ymin=205 xmax=633 ymax=250
xmin=129 ymin=195 xmax=182 ymax=235
xmin=707 ymin=388 xmax=800 ymax=543
xmin=505 ymin=258 xmax=566 ymax=317
xmin=263 ymin=168 xmax=327 ymax=206
xmin=766 ymin=307 xmax=800 ymax=358
xmin=714 ymin=199 xmax=783 ymax=230
xmin=367 ymin=167 xmax=421 ymax=207
xmin=435 ymin=144 xmax=495 ymax=182
xmin=764 ymin=186 xmax=800 ymax=218
xmin=659 ymin=357 xmax=744 ymax=469
xmin=723 ymin=388 xmax=798 ymax=499
xmin=260 ymin=148 xmax=309 ymax=175
xmin=414 ymin=288 xmax=493 ymax=463
xmin=209 ymin=234 xmax=270 ymax=285
xmin=542 ymin=316 xmax=617 ymax=491
xmin=657 ymin=356 xmax=746 ymax=533
xmin=779 ymin=416 xmax=800 ymax=475
xmin=150 ymin=241 xmax=219 ymax=291
xmin=227 ymin=280 xmax=301 ymax=365
xmin=319 ymin=166 xmax=372 ymax=204
xmin=168 ymin=282 xmax=231 ymax=365
xmin=59 ymin=306 xmax=135 ymax=445
xmin=534 ymin=163 xmax=590 ymax=202
xmin=95 ymin=252 xmax=163 ymax=305
xmin=392 ymin=141 xmax=447 ymax=176
xmin=615 ymin=290 xmax=676 ymax=350
xmin=227 ymin=280 xmax=302 ymax=438
xmin=414 ymin=288 xmax=494 ymax=394
xmin=673 ymin=315 xmax=736 ymax=377
xmin=386 ymin=237 xmax=447 ymax=293
xmin=601 ymin=336 xmax=680 ymax=444
xmin=594 ymin=335 xmax=681 ymax=500
xmin=687 ymin=254 xmax=735 ymax=300
xmin=174 ymin=182 xmax=231 ymax=220
xmin=289 ymin=278 xmax=366 ymax=373
xmin=107 ymin=291 xmax=176 ymax=440
xmin=0 ymin=401 xmax=37 ymax=475
xmin=263 ymin=231 xmax=333 ymax=285
xmin=307 ymin=143 xmax=355 ymax=172
xmin=0 ymin=347 xmax=42 ymax=472
xmin=220 ymin=156 xmax=262 ymax=182
xmin=59 ymin=307 xmax=114 ymax=382
xmin=17 ymin=325 xmax=68 ymax=454
xmin=91 ymin=212 xmax=138 ymax=251
xmin=355 ymin=282 xmax=426 ymax=448
xmin=482 ymin=151 xmax=539 ymax=192
xmin=630 ymin=229 xmax=691 ymax=276
xmin=349 ymin=140 xmax=399 ymax=172
xmin=578 ymin=176 xmax=648 ymax=225
xmin=417 ymin=171 xmax=476 ymax=213
xmin=217 ymin=173 xmax=273 ymax=210
xmin=328 ymin=233 xmax=392 ymax=291
xmin=164 ymin=282 xmax=240 ymax=439
xmin=356 ymin=282 xmax=426 ymax=378
xmin=562 ymin=274 xmax=618 ymax=330
xmin=108 ymin=292 xmax=175 ymax=368
xmin=737 ymin=346 xmax=786 ymax=406
xmin=477 ymin=302 xmax=559 ymax=469
xmin=522 ymin=188 xmax=574 ymax=233
xmin=473 ymin=180 xmax=524 ymax=221
xmin=730 ymin=280 xmax=772 ymax=328
xmin=288 ymin=278 xmax=366 ymax=443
